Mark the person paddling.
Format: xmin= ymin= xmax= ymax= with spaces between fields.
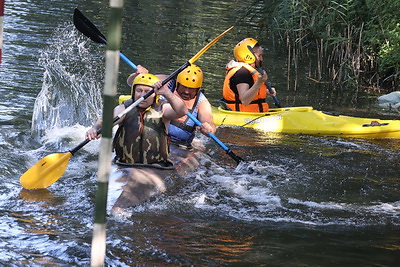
xmin=127 ymin=64 xmax=216 ymax=148
xmin=221 ymin=37 xmax=277 ymax=112
xmin=86 ymin=73 xmax=187 ymax=168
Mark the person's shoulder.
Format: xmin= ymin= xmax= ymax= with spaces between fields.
xmin=198 ymin=91 xmax=209 ymax=102
xmin=197 ymin=94 xmax=212 ymax=109
xmin=231 ymin=66 xmax=252 ymax=80
xmin=236 ymin=66 xmax=250 ymax=75
xmin=197 ymin=99 xmax=213 ymax=118
xmin=198 ymin=98 xmax=211 ymax=107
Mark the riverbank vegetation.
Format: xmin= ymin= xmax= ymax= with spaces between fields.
xmin=243 ymin=0 xmax=399 ymax=93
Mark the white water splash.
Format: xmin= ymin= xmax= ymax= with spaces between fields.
xmin=31 ymin=23 xmax=104 ymax=139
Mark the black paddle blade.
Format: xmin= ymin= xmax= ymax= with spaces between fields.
xmin=227 ymin=150 xmax=244 ymax=165
xmin=73 ymin=8 xmax=108 ymax=45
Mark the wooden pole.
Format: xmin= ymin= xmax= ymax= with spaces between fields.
xmin=90 ymin=0 xmax=124 ymax=266
xmin=0 ymin=0 xmax=4 ymax=63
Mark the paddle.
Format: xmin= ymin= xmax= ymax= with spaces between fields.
xmin=186 ymin=113 xmax=243 ymax=164
xmin=20 ymin=20 xmax=233 ymax=189
xmin=20 ymin=137 xmax=92 ymax=189
xmin=73 ymin=8 xmax=138 ymax=71
xmin=257 ymin=67 xmax=281 ymax=108
xmin=266 ymin=80 xmax=281 ymax=108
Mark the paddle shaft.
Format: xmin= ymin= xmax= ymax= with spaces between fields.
xmin=73 ymin=9 xmax=137 ymax=71
xmin=92 ymin=31 xmax=138 ymax=71
xmin=257 ymin=67 xmax=281 ymax=108
xmin=186 ymin=113 xmax=242 ymax=164
xmin=266 ymin=80 xmax=281 ymax=108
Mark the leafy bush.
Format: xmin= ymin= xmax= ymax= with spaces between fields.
xmin=245 ymin=0 xmax=399 ymax=91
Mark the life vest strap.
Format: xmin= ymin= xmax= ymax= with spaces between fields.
xmin=170 ymin=120 xmax=196 ymax=132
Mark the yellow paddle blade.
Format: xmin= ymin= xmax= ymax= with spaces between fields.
xmin=20 ymin=152 xmax=72 ymax=190
xmin=188 ymin=26 xmax=234 ymax=64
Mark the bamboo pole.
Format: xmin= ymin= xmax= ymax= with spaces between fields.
xmin=0 ymin=0 xmax=4 ymax=63
xmin=90 ymin=0 xmax=124 ymax=266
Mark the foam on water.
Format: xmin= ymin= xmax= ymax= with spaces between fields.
xmin=31 ymin=23 xmax=103 ymax=140
xmin=133 ymin=148 xmax=400 ymax=227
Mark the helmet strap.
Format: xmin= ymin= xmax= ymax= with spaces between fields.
xmin=247 ymin=45 xmax=257 ymax=63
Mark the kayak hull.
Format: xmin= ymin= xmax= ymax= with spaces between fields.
xmin=212 ymin=106 xmax=400 ymax=138
xmin=109 ymin=144 xmax=204 ymax=213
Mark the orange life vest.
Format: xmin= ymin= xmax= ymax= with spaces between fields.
xmin=222 ymin=64 xmax=269 ymax=112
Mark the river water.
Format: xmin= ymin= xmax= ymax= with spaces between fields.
xmin=1 ymin=0 xmax=399 ymax=266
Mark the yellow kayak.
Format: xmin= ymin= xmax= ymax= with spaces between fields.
xmin=212 ymin=106 xmax=400 ymax=138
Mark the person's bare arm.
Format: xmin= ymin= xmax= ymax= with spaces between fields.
xmin=85 ymin=120 xmax=103 ymax=140
xmin=126 ymin=65 xmax=149 ymax=86
xmin=153 ymin=81 xmax=187 ymax=121
xmin=237 ymin=70 xmax=268 ymax=105
xmin=197 ymin=100 xmax=216 ymax=135
xmin=85 ymin=104 xmax=126 ymax=140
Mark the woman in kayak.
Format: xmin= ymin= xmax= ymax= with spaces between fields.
xmin=85 ymin=73 xmax=187 ymax=168
xmin=221 ymin=37 xmax=277 ymax=112
xmin=127 ymin=64 xmax=216 ymax=149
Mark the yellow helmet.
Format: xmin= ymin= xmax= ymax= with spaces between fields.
xmin=131 ymin=73 xmax=160 ymax=98
xmin=132 ymin=73 xmax=160 ymax=88
xmin=233 ymin=38 xmax=259 ymax=64
xmin=177 ymin=64 xmax=203 ymax=88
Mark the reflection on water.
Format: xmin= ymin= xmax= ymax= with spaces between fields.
xmin=19 ymin=188 xmax=65 ymax=207
xmin=107 ymin=212 xmax=257 ymax=265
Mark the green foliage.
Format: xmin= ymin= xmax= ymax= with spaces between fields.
xmin=378 ymin=25 xmax=400 ymax=71
xmin=364 ymin=0 xmax=400 ymax=78
xmin=249 ymin=0 xmax=399 ymax=90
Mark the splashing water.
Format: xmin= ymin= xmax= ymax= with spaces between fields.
xmin=31 ymin=23 xmax=104 ymax=140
